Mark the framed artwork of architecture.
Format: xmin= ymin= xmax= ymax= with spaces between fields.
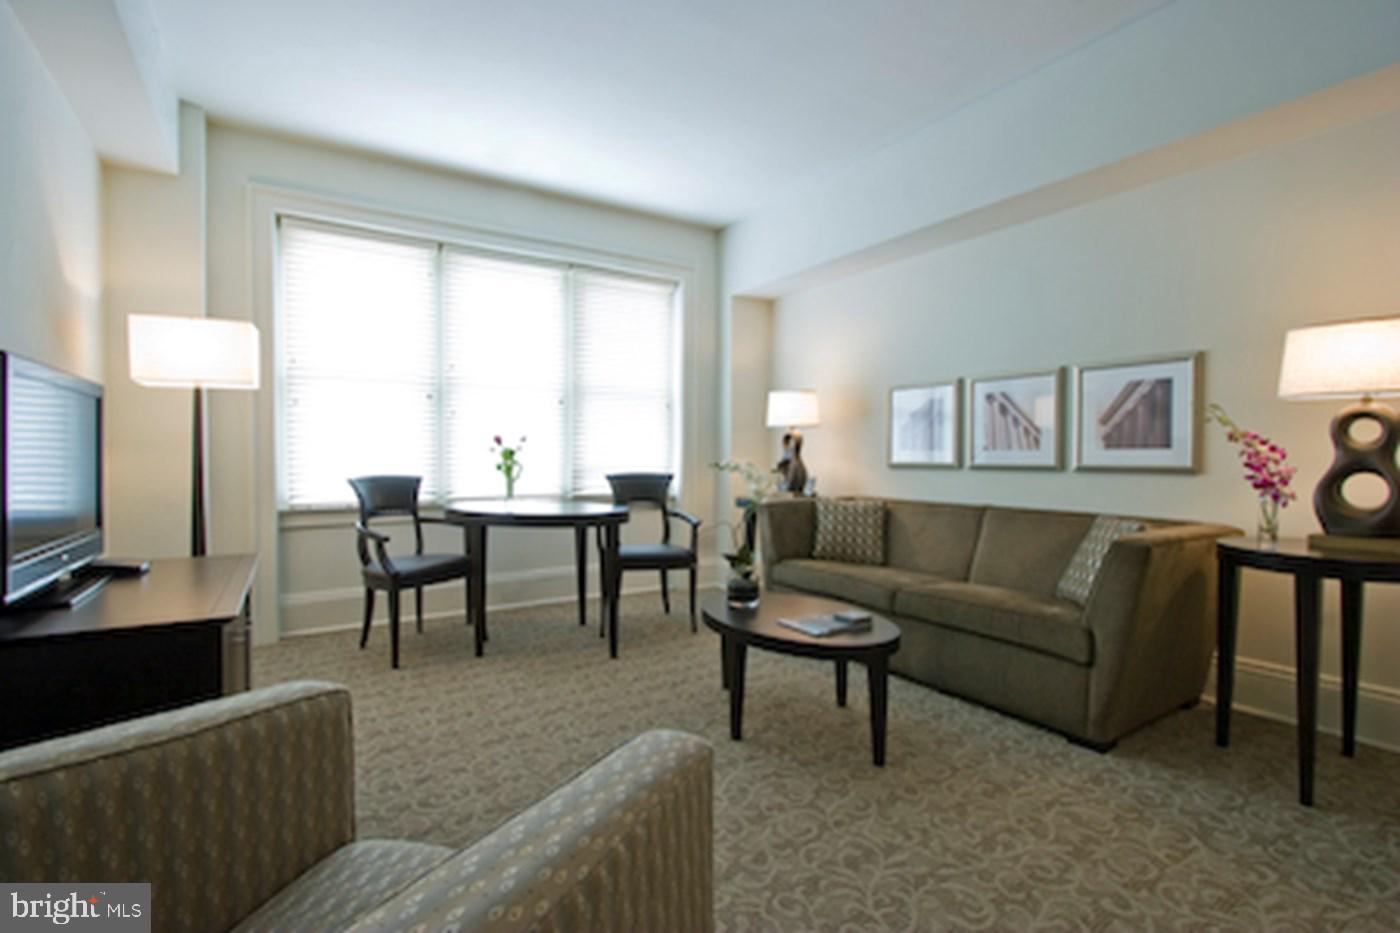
xmin=969 ymin=369 xmax=1062 ymax=469
xmin=1074 ymin=353 xmax=1200 ymax=472
xmin=889 ymin=381 xmax=960 ymax=468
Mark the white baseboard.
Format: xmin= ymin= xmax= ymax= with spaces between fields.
xmin=1203 ymin=654 xmax=1400 ymax=753
xmin=277 ymin=578 xmax=1400 ymax=753
xmin=279 ymin=558 xmax=723 ymax=639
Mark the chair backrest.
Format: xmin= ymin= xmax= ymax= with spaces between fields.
xmin=606 ymin=473 xmax=673 ymax=543
xmin=348 ymin=475 xmax=424 ymax=553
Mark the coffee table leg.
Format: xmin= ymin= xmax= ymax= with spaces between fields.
xmin=727 ymin=639 xmax=747 ymax=741
xmin=720 ymin=636 xmax=730 ymax=691
xmin=835 ymin=660 xmax=848 ymax=707
xmin=868 ymin=655 xmax=889 ymax=767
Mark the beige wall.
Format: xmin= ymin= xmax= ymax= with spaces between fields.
xmin=199 ymin=124 xmax=722 ymax=641
xmin=766 ymin=110 xmax=1400 ymax=748
xmin=0 ymin=3 xmax=102 ymax=380
xmin=723 ymin=296 xmax=774 ymax=527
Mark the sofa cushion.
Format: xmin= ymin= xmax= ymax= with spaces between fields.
xmin=893 ymin=582 xmax=1092 ymax=664
xmin=967 ymin=507 xmax=1097 ymax=598
xmin=1055 ymin=515 xmax=1146 ymax=605
xmin=885 ymin=501 xmax=985 ymax=580
xmin=233 ymin=839 xmax=452 ymax=932
xmin=812 ymin=498 xmax=887 ymax=564
xmin=771 ymin=559 xmax=942 ymax=612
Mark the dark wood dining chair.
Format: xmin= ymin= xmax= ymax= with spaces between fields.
xmin=348 ymin=475 xmax=471 ymax=669
xmin=602 ymin=472 xmax=701 ymax=633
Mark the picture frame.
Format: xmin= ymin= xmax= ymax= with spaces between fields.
xmin=968 ymin=369 xmax=1063 ymax=469
xmin=1073 ymin=352 xmax=1201 ymax=472
xmin=888 ymin=381 xmax=961 ymax=468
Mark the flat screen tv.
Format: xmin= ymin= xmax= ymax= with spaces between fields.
xmin=0 ymin=351 xmax=103 ymax=606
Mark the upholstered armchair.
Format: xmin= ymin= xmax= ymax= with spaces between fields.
xmin=0 ymin=681 xmax=714 ymax=932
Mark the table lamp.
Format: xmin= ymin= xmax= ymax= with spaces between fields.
xmin=766 ymin=389 xmax=819 ymax=493
xmin=1277 ymin=315 xmax=1400 ymax=537
xmin=128 ymin=314 xmax=260 ymax=556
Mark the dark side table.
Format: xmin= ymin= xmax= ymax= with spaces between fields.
xmin=1216 ymin=536 xmax=1400 ymax=805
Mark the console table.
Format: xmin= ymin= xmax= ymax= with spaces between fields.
xmin=1216 ymin=536 xmax=1398 ymax=805
xmin=0 ymin=555 xmax=256 ymax=750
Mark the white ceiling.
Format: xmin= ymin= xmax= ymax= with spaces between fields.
xmin=149 ymin=0 xmax=1169 ymax=227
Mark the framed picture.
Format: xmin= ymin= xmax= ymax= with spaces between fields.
xmin=889 ymin=381 xmax=960 ymax=468
xmin=1074 ymin=353 xmax=1200 ymax=472
xmin=969 ymin=369 xmax=1063 ymax=469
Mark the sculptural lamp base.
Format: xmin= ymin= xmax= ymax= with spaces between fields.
xmin=1313 ymin=399 xmax=1400 ymax=537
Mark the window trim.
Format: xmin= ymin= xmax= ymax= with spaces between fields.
xmin=272 ymin=207 xmax=688 ymax=512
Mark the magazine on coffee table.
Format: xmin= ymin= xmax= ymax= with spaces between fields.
xmin=777 ymin=610 xmax=873 ymax=637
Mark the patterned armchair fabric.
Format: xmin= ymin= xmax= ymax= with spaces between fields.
xmin=0 ymin=682 xmax=714 ymax=933
xmin=350 ymin=729 xmax=714 ymax=933
xmin=0 ymin=680 xmax=356 ymax=933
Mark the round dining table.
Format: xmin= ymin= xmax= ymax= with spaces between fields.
xmin=444 ymin=498 xmax=630 ymax=658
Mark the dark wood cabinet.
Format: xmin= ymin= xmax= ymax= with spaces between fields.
xmin=0 ymin=555 xmax=256 ymax=750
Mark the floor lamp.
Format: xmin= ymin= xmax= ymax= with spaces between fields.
xmin=128 ymin=314 xmax=261 ymax=557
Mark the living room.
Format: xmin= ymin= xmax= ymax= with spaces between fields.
xmin=2 ymin=0 xmax=1399 ymax=929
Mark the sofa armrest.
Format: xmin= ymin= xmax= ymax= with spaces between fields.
xmin=0 ymin=680 xmax=355 ymax=933
xmin=1082 ymin=523 xmax=1240 ymax=744
xmin=350 ymin=729 xmax=714 ymax=933
xmin=758 ymin=498 xmax=816 ymax=588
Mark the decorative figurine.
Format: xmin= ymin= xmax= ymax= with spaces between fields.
xmin=775 ymin=431 xmax=808 ymax=494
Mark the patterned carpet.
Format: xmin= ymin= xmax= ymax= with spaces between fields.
xmin=254 ymin=594 xmax=1400 ymax=931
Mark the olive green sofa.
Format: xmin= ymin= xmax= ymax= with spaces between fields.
xmin=0 ymin=681 xmax=714 ymax=932
xmin=758 ymin=498 xmax=1237 ymax=749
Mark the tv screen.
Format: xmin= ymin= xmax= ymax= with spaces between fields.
xmin=1 ymin=352 xmax=103 ymax=605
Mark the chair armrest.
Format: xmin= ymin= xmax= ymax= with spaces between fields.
xmin=669 ymin=508 xmax=702 ymax=552
xmin=668 ymin=508 xmax=702 ymax=528
xmin=349 ymin=729 xmax=714 ymax=933
xmin=1083 ymin=523 xmax=1241 ymax=743
xmin=356 ymin=521 xmax=397 ymax=575
xmin=0 ymin=681 xmax=356 ymax=932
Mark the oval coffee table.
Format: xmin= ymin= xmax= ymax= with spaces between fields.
xmin=701 ymin=592 xmax=901 ymax=766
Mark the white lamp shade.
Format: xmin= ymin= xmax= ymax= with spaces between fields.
xmin=129 ymin=314 xmax=261 ymax=390
xmin=766 ymin=389 xmax=820 ymax=428
xmin=1278 ymin=316 xmax=1400 ymax=400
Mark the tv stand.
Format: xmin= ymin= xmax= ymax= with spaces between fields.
xmin=16 ymin=570 xmax=110 ymax=610
xmin=0 ymin=555 xmax=256 ymax=750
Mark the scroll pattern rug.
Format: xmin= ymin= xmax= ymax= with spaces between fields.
xmin=255 ymin=595 xmax=1400 ymax=930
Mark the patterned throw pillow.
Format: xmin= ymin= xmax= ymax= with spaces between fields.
xmin=812 ymin=499 xmax=887 ymax=565
xmin=1056 ymin=515 xmax=1145 ymax=606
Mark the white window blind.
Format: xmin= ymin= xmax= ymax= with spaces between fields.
xmin=570 ymin=270 xmax=677 ymax=495
xmin=442 ymin=250 xmax=566 ymax=498
xmin=279 ymin=220 xmax=438 ymax=508
xmin=277 ymin=216 xmax=681 ymax=508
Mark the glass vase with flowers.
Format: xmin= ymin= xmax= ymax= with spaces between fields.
xmin=491 ymin=435 xmax=526 ymax=499
xmin=1207 ymin=404 xmax=1297 ymax=543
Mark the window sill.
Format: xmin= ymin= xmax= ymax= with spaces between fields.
xmin=278 ymin=494 xmax=623 ymax=530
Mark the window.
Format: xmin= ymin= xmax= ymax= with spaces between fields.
xmin=277 ymin=218 xmax=679 ymax=508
